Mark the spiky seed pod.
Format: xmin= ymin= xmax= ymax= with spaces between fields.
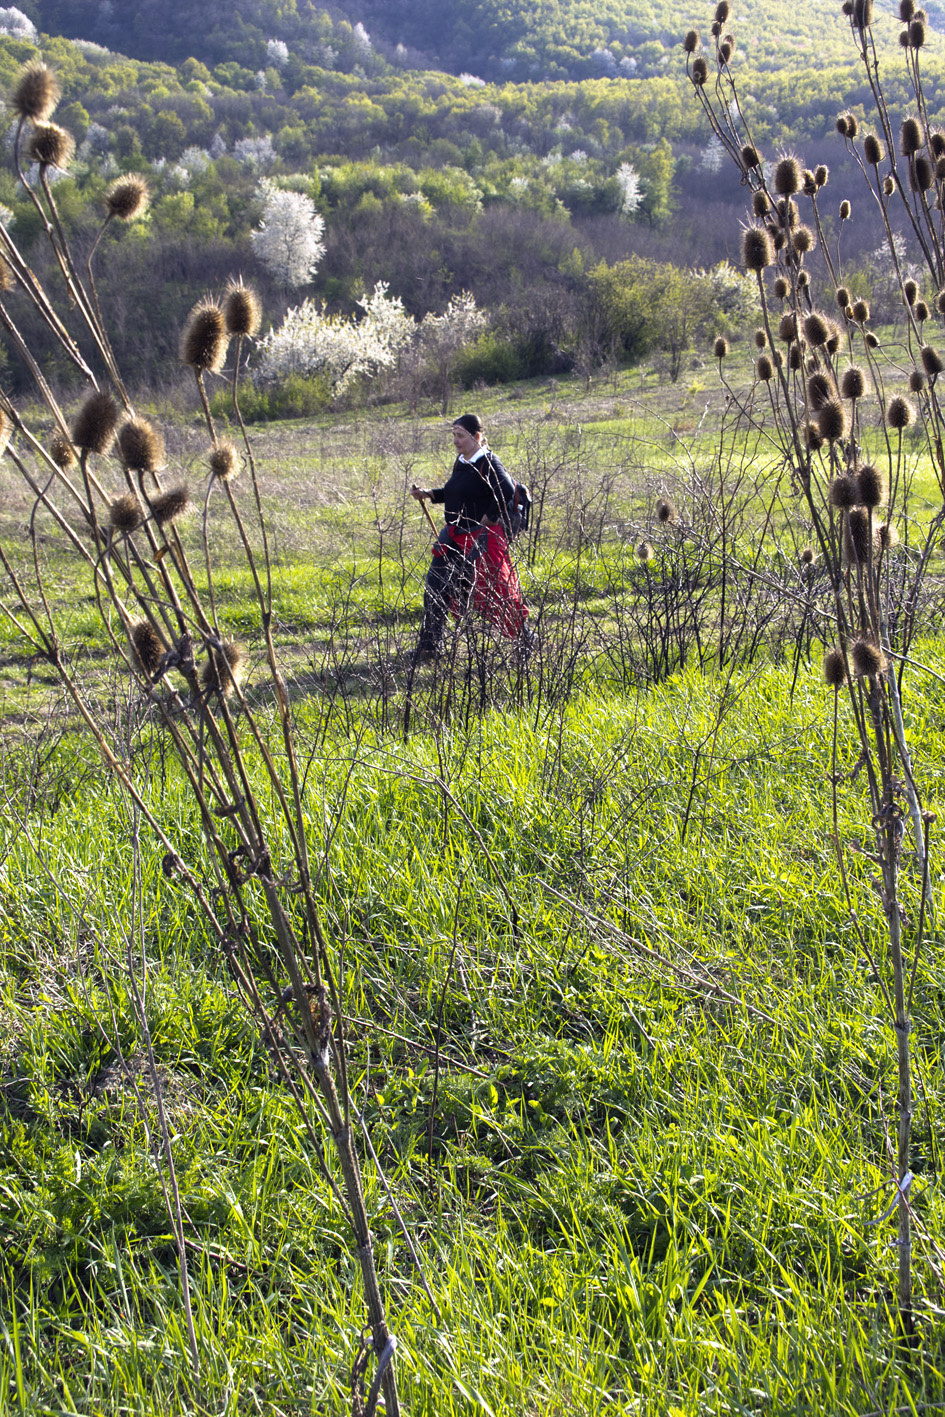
xmin=901 ymin=0 xmax=915 ymax=17
xmin=910 ymin=18 xmax=926 ymax=44
xmin=836 ymin=286 xmax=851 ymax=309
xmin=921 ymin=345 xmax=944 ymax=377
xmin=818 ymin=400 xmax=848 ymax=442
xmin=853 ymin=0 xmax=874 ymax=24
xmin=843 ymin=0 xmax=854 ymax=13
xmin=829 ymin=475 xmax=858 ymax=508
xmin=808 ymin=371 xmax=838 ymax=410
xmin=917 ymin=7 xmax=928 ymax=20
xmin=826 ymin=331 xmax=841 ymax=355
xmin=29 ymin=123 xmax=75 ymax=170
xmin=911 ymin=154 xmax=933 ymax=191
xmin=845 ymin=508 xmax=873 ymax=564
xmin=800 ymin=547 xmax=816 ymax=565
xmin=778 ymin=313 xmax=798 ymax=343
xmin=152 ymin=485 xmax=190 ymax=526
xmin=209 ymin=441 xmax=240 ymax=481
xmin=857 ymin=463 xmax=886 ymax=507
xmin=909 ymin=369 xmax=926 ymax=392
xmin=841 ymin=366 xmax=867 ymax=400
xmin=900 ymin=28 xmax=911 ymax=45
xmin=130 ymin=620 xmax=164 ymax=677
xmin=691 ymin=56 xmax=709 ymax=85
xmin=815 ymin=164 xmax=830 ymax=188
xmin=788 ymin=343 xmax=804 ymax=371
xmin=804 ymin=312 xmax=831 ymax=347
xmin=105 ymin=174 xmax=150 ymax=222
xmin=635 ymin=540 xmax=654 ymax=564
xmin=12 ymin=61 xmax=60 ymax=123
xmin=0 ymin=410 xmax=11 ymax=460
xmin=772 ymin=350 xmax=784 ymax=369
xmin=916 ymin=300 xmax=930 ymax=322
xmin=904 ymin=278 xmax=918 ymax=305
xmin=776 ymin=197 xmax=798 ymax=228
xmin=715 ymin=0 xmax=730 ymax=20
xmin=883 ymin=175 xmax=896 ymax=196
xmin=839 ymin=200 xmax=851 ymax=220
xmin=866 ymin=331 xmax=880 ymax=349
xmin=740 ymin=144 xmax=761 ymax=169
xmin=852 ymin=298 xmax=870 ymax=322
xmin=774 ymin=276 xmax=790 ymax=299
xmin=752 ymin=190 xmax=770 ymax=218
xmin=118 ymin=418 xmax=164 ymax=473
xmin=804 ymin=421 xmax=825 ymax=450
xmin=772 ymin=229 xmax=786 ymax=252
xmin=901 ymin=117 xmax=923 ymax=155
xmin=938 ymin=291 xmax=945 ymax=314
xmin=756 ymin=355 xmax=774 ymax=381
xmin=711 ymin=20 xmax=722 ymax=36
xmin=109 ymin=493 xmax=143 ymax=535
xmin=797 ymin=270 xmax=810 ymax=289
xmin=180 ymin=301 xmax=228 ymax=373
xmin=932 ymin=131 xmax=945 ymax=157
xmin=48 ymin=432 xmax=75 ymax=470
xmin=754 ymin=329 xmax=767 ymax=349
xmin=876 ymin=522 xmax=900 ymax=551
xmin=837 ymin=115 xmax=850 ymax=138
xmin=774 ymin=156 xmax=803 ymax=195
xmin=713 ymin=335 xmax=729 ymax=359
xmin=200 ymin=641 xmax=246 ymax=698
xmin=863 ymin=133 xmax=885 ymax=165
xmin=683 ymin=29 xmax=700 ymax=52
xmin=846 ymin=113 xmax=860 ymax=139
xmin=223 ymin=279 xmax=261 ymax=338
xmin=887 ymin=394 xmax=916 ymax=428
xmin=0 ymin=256 xmax=13 ymax=295
xmin=655 ymin=498 xmax=676 ymax=524
xmin=936 ymin=157 xmax=945 ymax=181
xmin=741 ymin=225 xmax=774 ymax=271
xmin=792 ymin=224 xmax=814 ymax=255
xmin=718 ymin=40 xmax=733 ymax=63
xmin=73 ymin=391 xmax=119 ymax=454
xmin=803 ymin=170 xmax=817 ymax=197
xmin=824 ymin=648 xmax=848 ymax=686
xmin=851 ymin=638 xmax=886 ymax=676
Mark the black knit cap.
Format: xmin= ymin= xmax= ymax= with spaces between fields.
xmin=453 ymin=413 xmax=483 ymax=436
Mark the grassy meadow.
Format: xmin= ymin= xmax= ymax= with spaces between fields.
xmin=3 ymin=365 xmax=945 ymax=1416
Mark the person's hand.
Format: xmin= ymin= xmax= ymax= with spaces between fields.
xmin=411 ymin=484 xmax=429 ymax=501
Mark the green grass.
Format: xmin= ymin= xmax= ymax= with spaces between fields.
xmin=3 ymin=649 xmax=945 ymax=1414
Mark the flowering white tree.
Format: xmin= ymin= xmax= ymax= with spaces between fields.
xmin=417 ymin=291 xmax=487 ymax=413
xmin=254 ymin=282 xmax=414 ymax=395
xmin=615 ymin=161 xmax=644 ymax=218
xmin=251 ymin=180 xmax=325 ymax=289
xmin=266 ymin=38 xmax=289 ymax=67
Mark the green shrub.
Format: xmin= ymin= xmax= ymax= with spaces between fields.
xmin=210 ymin=374 xmax=332 ymax=423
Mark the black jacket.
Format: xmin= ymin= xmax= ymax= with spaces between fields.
xmin=429 ymin=450 xmax=515 ymax=533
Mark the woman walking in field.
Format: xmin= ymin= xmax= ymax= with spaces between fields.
xmin=411 ymin=413 xmax=533 ymax=662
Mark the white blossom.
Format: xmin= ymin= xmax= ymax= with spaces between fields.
xmin=255 ymin=282 xmax=413 ymax=394
xmin=352 ymin=22 xmax=371 ymax=54
xmin=266 ymin=38 xmax=289 ymax=67
xmin=235 ymin=135 xmax=276 ymax=171
xmin=209 ymin=132 xmax=227 ymax=160
xmin=701 ymin=134 xmax=726 ymax=174
xmin=0 ymin=7 xmax=35 ymax=38
xmin=251 ymin=180 xmax=325 ymax=288
xmin=615 ymin=161 xmax=643 ymax=217
xmin=180 ymin=146 xmax=211 ymax=177
xmin=254 ymin=70 xmax=267 ymax=91
xmin=459 ymin=73 xmax=486 ymax=87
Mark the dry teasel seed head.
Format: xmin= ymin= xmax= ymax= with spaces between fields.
xmin=797 ymin=269 xmax=810 ymax=289
xmin=73 ymin=390 xmax=119 ymax=454
xmin=826 ymin=331 xmax=841 ymax=355
xmin=105 ymin=174 xmax=150 ymax=222
xmin=691 ymin=56 xmax=709 ymax=85
xmin=921 ymin=345 xmax=944 ymax=376
xmin=843 ymin=2 xmax=854 ymax=14
xmin=876 ymin=522 xmax=900 ymax=551
xmin=824 ymin=648 xmax=848 ymax=686
xmin=937 ymin=290 xmax=945 ymax=314
xmin=932 ymin=131 xmax=945 ymax=157
xmin=856 ymin=464 xmax=886 ymax=507
xmin=774 ymin=276 xmax=790 ymax=299
xmin=48 ymin=431 xmax=75 ymax=469
xmin=804 ymin=312 xmax=831 ymax=346
xmin=152 ymin=485 xmax=191 ymax=526
xmin=223 ymin=279 xmax=261 ymax=338
xmin=901 ymin=117 xmax=923 ymax=155
xmin=841 ymin=366 xmax=867 ymax=400
xmin=839 ymin=199 xmax=851 ymax=220
xmin=866 ymin=331 xmax=880 ymax=349
xmin=655 ymin=497 xmax=676 ymax=524
xmin=0 ymin=255 xmax=13 ymax=295
xmin=904 ymin=278 xmax=918 ymax=305
xmin=778 ymin=312 xmax=798 ymax=342
xmin=776 ymin=196 xmax=798 ymax=228
xmin=754 ymin=328 xmax=767 ymax=349
xmin=863 ymin=133 xmax=885 ymax=165
xmin=774 ymin=156 xmax=803 ymax=195
xmin=804 ymin=421 xmax=825 ymax=450
xmin=845 ymin=508 xmax=873 ymax=564
xmin=900 ymin=0 xmax=915 ymax=17
xmin=715 ymin=0 xmax=730 ymax=20
xmin=936 ymin=156 xmax=945 ymax=181
xmin=200 ymin=641 xmax=246 ymax=698
xmin=788 ymin=343 xmax=804 ymax=370
xmin=829 ymin=475 xmax=858 ymax=508
xmin=109 ymin=493 xmax=143 ymax=535
xmin=815 ymin=164 xmax=829 ymax=187
xmin=683 ymin=29 xmax=700 ymax=52
xmin=718 ymin=40 xmax=733 ymax=63
xmin=883 ymin=175 xmax=895 ymax=196
xmin=713 ymin=335 xmax=729 ymax=359
xmin=853 ymin=0 xmax=874 ymax=25
xmin=635 ymin=540 xmax=654 ymax=564
xmin=910 ymin=17 xmax=926 ymax=44
xmin=740 ymin=144 xmax=761 ymax=169
xmin=12 ymin=61 xmax=60 ymax=123
xmin=771 ymin=227 xmax=786 ymax=251
xmin=837 ymin=114 xmax=850 ymax=138
xmin=29 ymin=123 xmax=75 ymax=170
xmin=851 ymin=637 xmax=887 ymax=676
xmin=118 ymin=418 xmax=164 ymax=473
xmin=130 ymin=620 xmax=165 ymax=677
xmin=209 ymin=441 xmax=240 ymax=481
xmin=792 ymin=224 xmax=815 ymax=255
xmin=752 ymin=190 xmax=770 ymax=218
xmin=836 ymin=286 xmax=851 ymax=309
xmin=899 ymin=28 xmax=911 ymax=45
xmin=180 ymin=300 xmax=228 ymax=373
xmin=741 ymin=225 xmax=774 ymax=271
xmin=756 ymin=354 xmax=774 ymax=381
xmin=819 ymin=400 xmax=848 ymax=442
xmin=852 ymin=298 xmax=870 ymax=322
xmin=800 ymin=547 xmax=816 ymax=566
xmin=911 ymin=154 xmax=933 ymax=191
xmin=808 ymin=371 xmax=838 ymax=410
xmin=909 ymin=369 xmax=926 ymax=391
xmin=803 ymin=170 xmax=817 ymax=196
xmin=916 ymin=299 xmax=930 ymax=322
xmin=887 ymin=394 xmax=915 ymax=428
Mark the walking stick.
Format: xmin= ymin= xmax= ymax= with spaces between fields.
xmin=414 ymin=488 xmax=438 ymax=538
